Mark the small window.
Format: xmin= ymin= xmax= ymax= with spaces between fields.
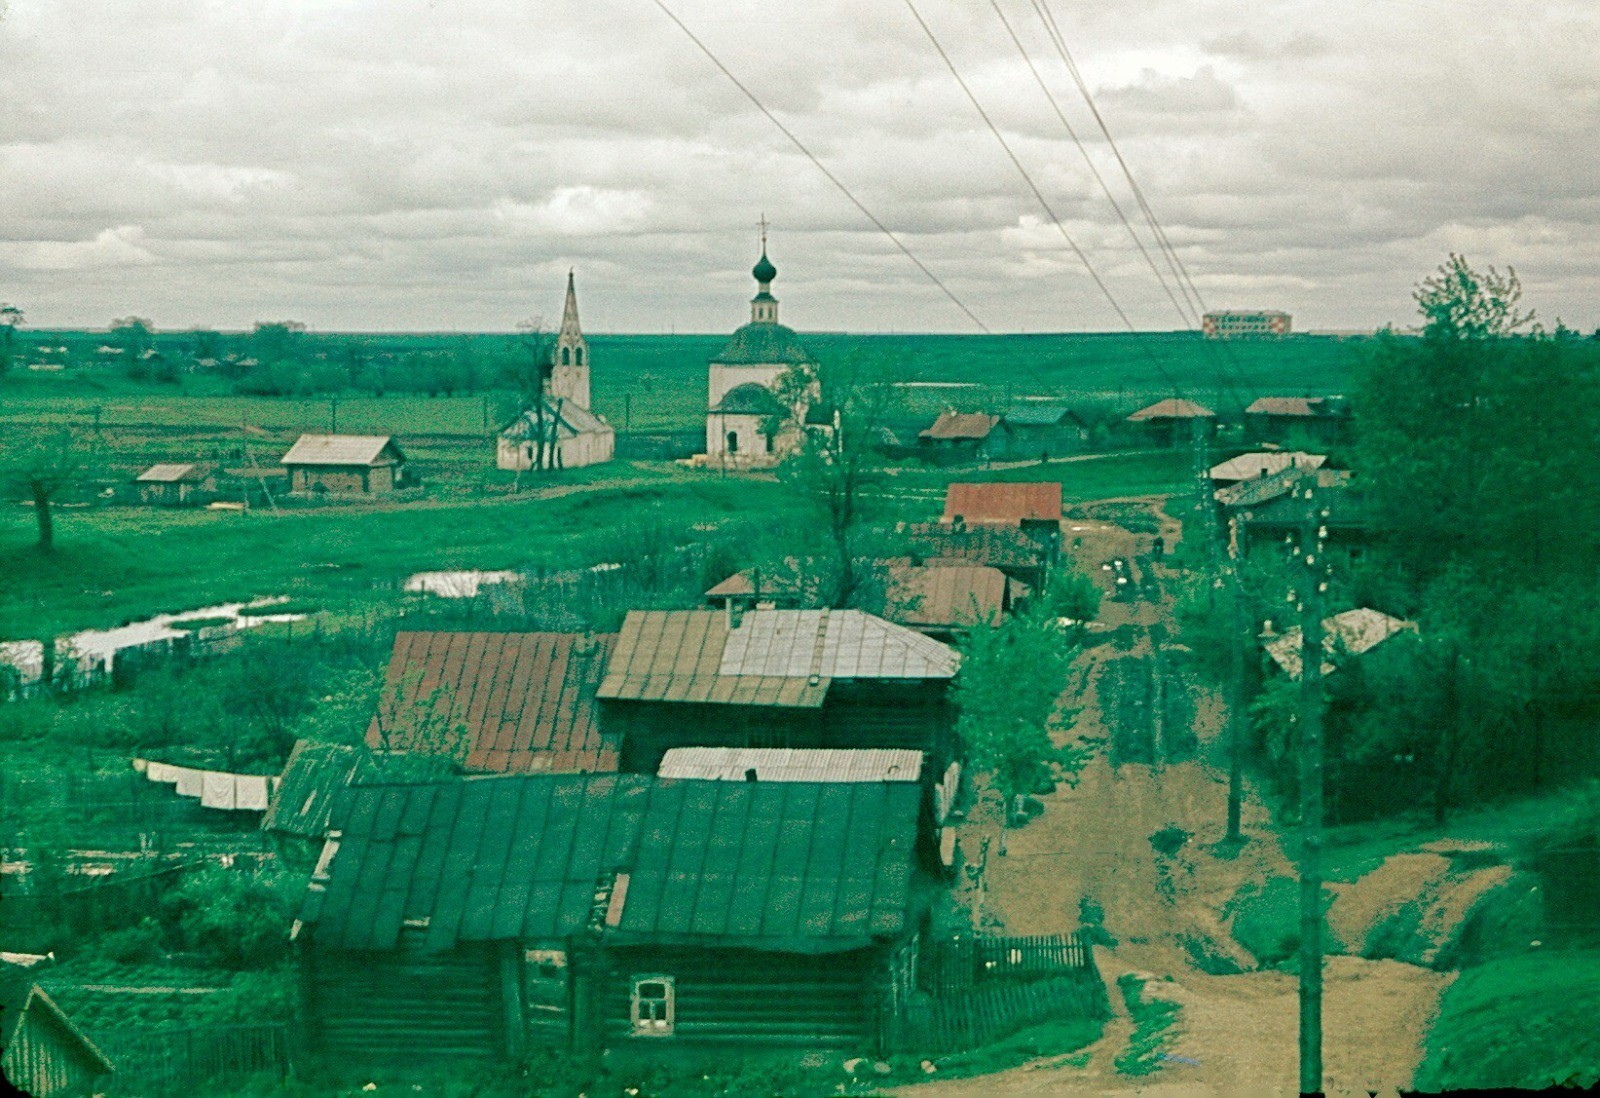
xmin=561 ymin=346 xmax=571 ymax=365
xmin=575 ymin=347 xmax=584 ymax=366
xmin=726 ymin=431 xmax=739 ymax=454
xmin=631 ymin=975 xmax=675 ymax=1035
xmin=764 ymin=433 xmax=774 ymax=454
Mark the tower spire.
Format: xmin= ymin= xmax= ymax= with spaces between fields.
xmin=550 ymin=269 xmax=590 ymax=408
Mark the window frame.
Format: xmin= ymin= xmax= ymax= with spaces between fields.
xmin=630 ymin=974 xmax=676 ymax=1036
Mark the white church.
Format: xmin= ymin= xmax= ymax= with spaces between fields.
xmin=705 ymin=237 xmax=818 ymax=470
xmin=497 ymin=272 xmax=616 ymax=471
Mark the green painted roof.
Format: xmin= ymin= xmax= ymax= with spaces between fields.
xmin=752 ymin=250 xmax=777 ymax=284
xmin=712 ymin=321 xmax=814 ymax=366
xmin=712 ymin=382 xmax=787 ymax=416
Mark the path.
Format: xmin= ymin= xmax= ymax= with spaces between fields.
xmin=907 ymin=499 xmax=1450 ymax=1095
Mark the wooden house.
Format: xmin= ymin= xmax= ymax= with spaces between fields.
xmin=133 ymin=462 xmax=215 ymax=506
xmin=917 ymin=412 xmax=999 ymax=464
xmin=882 ymin=562 xmax=1010 ymax=640
xmin=1244 ymin=396 xmax=1352 ymax=445
xmin=1230 ymin=470 xmax=1366 ymax=558
xmin=1 ymin=965 xmax=114 ymax=1097
xmin=991 ymin=405 xmax=1088 ymax=461
xmin=280 ymin=434 xmax=406 ymax=495
xmin=941 ymin=481 xmax=1062 ymax=544
xmin=596 ymin=609 xmax=959 ymax=774
xmin=900 ymin=521 xmax=1056 ymax=591
xmin=1126 ymin=398 xmax=1215 ymax=446
xmin=1207 ymin=451 xmax=1326 ymax=488
xmin=367 ymin=631 xmax=620 ymax=775
xmin=292 ymin=773 xmax=928 ymax=1066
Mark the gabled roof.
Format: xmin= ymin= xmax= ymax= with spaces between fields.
xmin=705 ymin=566 xmax=811 ymax=601
xmin=1214 ymin=467 xmax=1300 ymax=510
xmin=280 ymin=434 xmax=401 ymax=467
xmin=367 ymin=632 xmax=619 ymax=774
xmin=596 ymin=609 xmax=958 ymax=707
xmin=711 ymin=382 xmax=787 ymax=417
xmin=1265 ymin=608 xmax=1417 ymax=680
xmin=943 ymin=482 xmax=1062 ymax=526
xmin=920 ymin=411 xmax=1000 ymax=441
xmin=1241 ymin=470 xmax=1362 ymax=527
xmin=901 ymin=523 xmax=1049 ymax=570
xmin=885 ymin=563 xmax=1007 ymax=630
xmin=1001 ymin=404 xmax=1084 ymax=428
xmin=1246 ymin=396 xmax=1324 ymax=417
xmin=501 ymin=398 xmax=612 ymax=441
xmin=1209 ymin=451 xmax=1326 ymax=484
xmin=711 ymin=322 xmax=813 ymax=367
xmin=136 ymin=462 xmax=206 ymax=483
xmin=658 ymin=747 xmax=924 ymax=783
xmin=0 ymin=968 xmax=114 ymax=1077
xmin=1128 ymin=398 xmax=1215 ymax=421
xmin=264 ymin=739 xmax=378 ymax=839
xmin=297 ymin=774 xmax=919 ymax=952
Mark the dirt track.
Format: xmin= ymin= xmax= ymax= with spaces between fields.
xmin=904 ymin=502 xmax=1451 ymax=1096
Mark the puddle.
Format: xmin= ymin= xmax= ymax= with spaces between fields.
xmin=403 ymin=570 xmax=521 ymax=599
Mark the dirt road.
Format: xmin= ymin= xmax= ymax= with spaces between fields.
xmin=908 ymin=503 xmax=1450 ymax=1095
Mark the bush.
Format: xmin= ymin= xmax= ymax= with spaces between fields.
xmin=1226 ymin=875 xmax=1303 ymax=967
xmin=93 ymin=917 xmax=166 ymax=964
xmin=161 ymin=866 xmax=300 ymax=969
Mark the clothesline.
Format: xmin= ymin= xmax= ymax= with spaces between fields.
xmin=133 ymin=758 xmax=279 ymax=811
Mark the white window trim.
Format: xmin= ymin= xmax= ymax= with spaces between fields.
xmin=630 ymin=974 xmax=675 ymax=1036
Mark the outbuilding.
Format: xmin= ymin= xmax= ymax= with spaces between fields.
xmin=133 ymin=462 xmax=216 ymax=507
xmin=1126 ymin=398 xmax=1215 ymax=446
xmin=918 ymin=411 xmax=999 ymax=464
xmin=280 ymin=434 xmax=406 ymax=495
xmin=1 ymin=963 xmax=115 ymax=1097
xmin=991 ymin=405 xmax=1088 ymax=461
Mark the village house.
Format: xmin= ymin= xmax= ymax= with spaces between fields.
xmin=899 ymin=522 xmax=1055 ymax=592
xmin=1207 ymin=451 xmax=1326 ymax=488
xmin=881 ymin=561 xmax=1011 ymax=640
xmin=990 ymin=404 xmax=1088 ymax=461
xmin=942 ymin=481 xmax=1062 ymax=536
xmin=280 ymin=434 xmax=406 ymax=495
xmin=703 ymin=566 xmax=812 ymax=610
xmin=132 ymin=462 xmax=216 ymax=506
xmin=1126 ymin=397 xmax=1216 ymax=446
xmin=291 ymin=772 xmax=929 ymax=1065
xmin=595 ymin=608 xmax=959 ymax=774
xmin=1263 ymin=608 xmax=1417 ymax=680
xmin=366 ymin=631 xmax=620 ymax=774
xmin=498 ymin=272 xmax=616 ymax=471
xmin=1 ymin=962 xmax=115 ymax=1097
xmin=1244 ymin=396 xmax=1352 ymax=445
xmin=917 ymin=411 xmax=999 ymax=464
xmin=1226 ymin=468 xmax=1366 ymax=558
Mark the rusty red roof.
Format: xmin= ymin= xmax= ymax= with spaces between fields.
xmin=366 ymin=631 xmax=619 ymax=774
xmin=920 ymin=411 xmax=1000 ymax=440
xmin=942 ymin=481 xmax=1062 ymax=526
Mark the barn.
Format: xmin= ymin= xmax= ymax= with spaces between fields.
xmin=595 ymin=609 xmax=960 ymax=774
xmin=917 ymin=412 xmax=999 ymax=464
xmin=292 ymin=772 xmax=927 ymax=1066
xmin=0 ymin=965 xmax=114 ymax=1097
xmin=991 ymin=405 xmax=1088 ymax=461
xmin=280 ymin=434 xmax=406 ymax=495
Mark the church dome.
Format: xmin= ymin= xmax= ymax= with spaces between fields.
xmin=711 ymin=322 xmax=814 ymax=367
xmin=752 ymin=250 xmax=777 ymax=284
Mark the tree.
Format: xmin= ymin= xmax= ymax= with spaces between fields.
xmin=2 ymin=427 xmax=80 ymax=551
xmin=110 ymin=315 xmax=155 ymax=357
xmin=0 ymin=303 xmax=22 ymax=377
xmin=250 ymin=320 xmax=306 ymax=364
xmin=1414 ymin=253 xmax=1534 ymax=342
xmin=773 ymin=353 xmax=898 ymax=608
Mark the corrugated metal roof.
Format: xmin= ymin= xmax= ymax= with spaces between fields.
xmin=1208 ymin=451 xmax=1326 ymax=484
xmin=265 ymin=739 xmax=377 ymax=839
xmin=886 ymin=563 xmax=1006 ymax=629
xmin=719 ymin=609 xmax=959 ymax=680
xmin=1265 ymin=608 xmax=1417 ymax=680
xmin=1246 ymin=396 xmax=1323 ymax=417
xmin=658 ymin=747 xmax=924 ymax=783
xmin=942 ymin=482 xmax=1062 ymax=526
xmin=279 ymin=434 xmax=400 ymax=467
xmin=299 ymin=774 xmax=918 ymax=950
xmin=920 ymin=411 xmax=999 ymax=440
xmin=366 ymin=632 xmax=619 ymax=774
xmin=135 ymin=462 xmax=203 ymax=483
xmin=1128 ymin=398 xmax=1215 ymax=421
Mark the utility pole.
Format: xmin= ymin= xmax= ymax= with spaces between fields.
xmin=329 ymin=393 xmax=338 ymax=433
xmin=1225 ymin=550 xmax=1246 ymax=843
xmin=1296 ymin=480 xmax=1329 ymax=1097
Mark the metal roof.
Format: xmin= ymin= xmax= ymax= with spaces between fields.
xmin=920 ymin=411 xmax=999 ymax=440
xmin=279 ymin=434 xmax=401 ymax=467
xmin=710 ymin=382 xmax=787 ymax=416
xmin=1209 ymin=451 xmax=1326 ymax=484
xmin=135 ymin=462 xmax=204 ymax=483
xmin=265 ymin=739 xmax=377 ymax=839
xmin=885 ymin=563 xmax=1007 ymax=630
xmin=500 ymin=398 xmax=612 ymax=441
xmin=1246 ymin=396 xmax=1325 ymax=417
xmin=658 ymin=747 xmax=924 ymax=783
xmin=720 ymin=609 xmax=959 ymax=680
xmin=1128 ymin=398 xmax=1215 ymax=421
xmin=1265 ymin=608 xmax=1417 ymax=680
xmin=710 ymin=322 xmax=814 ymax=366
xmin=298 ymin=774 xmax=919 ymax=951
xmin=366 ymin=632 xmax=619 ymax=774
xmin=942 ymin=481 xmax=1062 ymax=526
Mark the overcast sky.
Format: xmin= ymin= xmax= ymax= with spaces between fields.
xmin=3 ymin=0 xmax=1597 ymax=334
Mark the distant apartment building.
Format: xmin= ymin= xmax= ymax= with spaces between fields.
xmin=1202 ymin=310 xmax=1292 ymax=339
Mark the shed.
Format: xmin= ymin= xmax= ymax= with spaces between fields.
xmin=133 ymin=462 xmax=215 ymax=506
xmin=942 ymin=481 xmax=1062 ymax=530
xmin=1264 ymin=608 xmax=1417 ymax=680
xmin=596 ymin=609 xmax=958 ymax=773
xmin=280 ymin=434 xmax=406 ymax=495
xmin=293 ymin=773 xmax=926 ymax=1063
xmin=703 ymin=566 xmax=812 ymax=609
xmin=367 ymin=631 xmax=619 ymax=775
xmin=918 ymin=412 xmax=999 ymax=463
xmin=1 ymin=965 xmax=114 ymax=1097
xmin=1127 ymin=398 xmax=1216 ymax=445
xmin=992 ymin=405 xmax=1088 ymax=460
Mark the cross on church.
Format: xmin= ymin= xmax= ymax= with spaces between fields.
xmin=757 ymin=213 xmax=769 ymax=250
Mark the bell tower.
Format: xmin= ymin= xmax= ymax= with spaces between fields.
xmin=549 ymin=269 xmax=590 ymax=408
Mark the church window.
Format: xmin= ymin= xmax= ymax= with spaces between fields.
xmin=726 ymin=431 xmax=739 ymax=454
xmin=561 ymin=347 xmax=571 ymax=366
xmin=764 ymin=433 xmax=774 ymax=454
xmin=575 ymin=347 xmax=584 ymax=366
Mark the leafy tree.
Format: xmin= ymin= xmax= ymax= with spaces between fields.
xmin=1 ymin=427 xmax=81 ymax=551
xmin=0 ymin=302 xmax=22 ymax=377
xmin=110 ymin=315 xmax=155 ymax=357
xmin=250 ymin=320 xmax=306 ymax=364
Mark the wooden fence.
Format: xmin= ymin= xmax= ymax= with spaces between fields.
xmin=919 ymin=932 xmax=1093 ymax=995
xmin=85 ymin=1024 xmax=290 ymax=1096
xmin=902 ymin=974 xmax=1108 ymax=1056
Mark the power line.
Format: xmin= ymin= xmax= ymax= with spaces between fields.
xmin=903 ymin=0 xmax=1188 ymax=400
xmin=645 ymin=0 xmax=991 ymax=334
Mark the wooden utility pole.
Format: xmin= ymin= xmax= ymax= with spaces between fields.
xmin=1296 ymin=481 xmax=1328 ymax=1097
xmin=1225 ymin=560 xmax=1246 ymax=843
